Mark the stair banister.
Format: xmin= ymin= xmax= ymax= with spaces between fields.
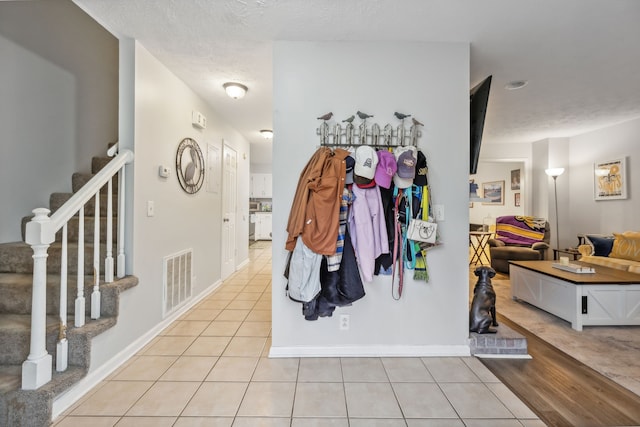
xmin=47 ymin=149 xmax=133 ymax=232
xmin=105 ymin=177 xmax=114 ymax=283
xmin=57 ymin=224 xmax=68 ymax=372
xmin=91 ymin=192 xmax=101 ymax=320
xmin=22 ymin=208 xmax=55 ymax=390
xmin=22 ymin=148 xmax=134 ymax=390
xmin=75 ymin=206 xmax=85 ymax=328
xmin=117 ymin=166 xmax=126 ymax=278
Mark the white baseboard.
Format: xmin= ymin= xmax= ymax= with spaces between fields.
xmin=236 ymin=257 xmax=250 ymax=270
xmin=51 ymin=278 xmax=223 ymax=420
xmin=268 ymin=345 xmax=471 ymax=358
xmin=474 ymin=353 xmax=532 ymax=359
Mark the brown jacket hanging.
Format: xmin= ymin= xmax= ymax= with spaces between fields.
xmin=285 ymin=147 xmax=349 ymax=255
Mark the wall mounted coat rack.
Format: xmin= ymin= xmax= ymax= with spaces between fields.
xmin=316 ymin=117 xmax=423 ymax=148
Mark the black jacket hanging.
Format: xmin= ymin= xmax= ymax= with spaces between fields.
xmin=320 ymin=227 xmax=365 ymax=306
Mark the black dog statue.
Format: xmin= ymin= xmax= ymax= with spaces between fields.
xmin=469 ymin=266 xmax=499 ymax=334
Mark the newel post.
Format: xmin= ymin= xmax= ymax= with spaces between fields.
xmin=22 ymin=208 xmax=55 ymax=390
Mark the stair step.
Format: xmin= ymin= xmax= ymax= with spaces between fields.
xmin=0 ymin=313 xmax=118 ymax=366
xmin=91 ymin=156 xmax=115 ymax=174
xmin=21 ymin=215 xmax=117 ymax=243
xmin=72 ymin=172 xmax=118 ymax=194
xmin=0 ymin=364 xmax=86 ymax=427
xmin=0 ymin=273 xmax=138 ymax=318
xmin=50 ymin=192 xmax=118 ymax=217
xmin=469 ymin=323 xmax=528 ymax=356
xmin=0 ymin=273 xmax=112 ymax=316
xmin=0 ymin=241 xmax=116 ymax=274
xmin=0 ymin=364 xmax=21 ymax=395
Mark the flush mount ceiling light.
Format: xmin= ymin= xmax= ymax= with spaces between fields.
xmin=260 ymin=129 xmax=273 ymax=139
xmin=504 ymin=80 xmax=529 ymax=90
xmin=223 ymin=82 xmax=248 ymax=99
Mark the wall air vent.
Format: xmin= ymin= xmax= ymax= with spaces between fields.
xmin=163 ymin=249 xmax=194 ymax=317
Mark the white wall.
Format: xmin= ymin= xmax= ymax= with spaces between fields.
xmin=0 ymin=0 xmax=118 ymax=242
xmin=469 ymin=161 xmax=525 ymax=225
xmin=271 ymin=41 xmax=470 ymax=356
xmin=250 ymin=141 xmax=273 ymax=173
xmin=0 ymin=35 xmax=74 ymax=242
xmin=568 ymin=117 xmax=640 ymax=239
xmin=479 ymin=142 xmax=534 ymax=211
xmin=88 ymin=42 xmax=251 ymax=368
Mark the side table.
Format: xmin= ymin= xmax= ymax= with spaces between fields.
xmin=553 ymin=248 xmax=581 ymax=261
xmin=469 ymin=231 xmax=493 ymax=265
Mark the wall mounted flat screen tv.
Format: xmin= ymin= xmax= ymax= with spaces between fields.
xmin=470 ymin=75 xmax=492 ymax=175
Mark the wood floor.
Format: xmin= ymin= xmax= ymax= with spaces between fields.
xmin=481 ymin=315 xmax=640 ymax=427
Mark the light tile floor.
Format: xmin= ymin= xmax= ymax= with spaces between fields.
xmin=54 ymin=242 xmax=544 ymax=427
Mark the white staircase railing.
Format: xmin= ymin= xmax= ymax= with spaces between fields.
xmin=22 ymin=146 xmax=134 ymax=390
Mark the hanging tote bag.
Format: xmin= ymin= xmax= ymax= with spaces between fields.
xmin=407 ymin=218 xmax=437 ymax=244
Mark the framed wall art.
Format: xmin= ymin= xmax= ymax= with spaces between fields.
xmin=176 ymin=137 xmax=205 ymax=194
xmin=594 ymin=157 xmax=627 ymax=200
xmin=482 ymin=180 xmax=504 ymax=205
xmin=510 ymin=169 xmax=521 ymax=190
xmin=514 ymin=192 xmax=521 ymax=207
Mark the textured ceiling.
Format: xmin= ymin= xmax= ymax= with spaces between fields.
xmin=73 ymin=0 xmax=640 ymax=165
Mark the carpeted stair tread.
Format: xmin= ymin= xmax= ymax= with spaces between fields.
xmin=50 ymin=192 xmax=117 ymax=217
xmin=72 ymin=172 xmax=118 ymax=194
xmin=0 ymin=272 xmax=126 ymax=316
xmin=21 ymin=215 xmax=117 ymax=243
xmin=0 ymin=241 xmax=114 ymax=274
xmin=91 ymin=156 xmax=115 ymax=173
xmin=0 ymin=272 xmax=137 ymax=315
xmin=0 ymin=365 xmax=21 ymax=395
xmin=0 ymin=313 xmax=118 ymax=365
xmin=0 ymin=365 xmax=87 ymax=427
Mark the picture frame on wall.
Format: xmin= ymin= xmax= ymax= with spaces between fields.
xmin=594 ymin=157 xmax=627 ymax=200
xmin=515 ymin=192 xmax=521 ymax=207
xmin=511 ymin=169 xmax=521 ymax=190
xmin=482 ymin=181 xmax=504 ymax=205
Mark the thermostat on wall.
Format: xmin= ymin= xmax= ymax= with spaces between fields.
xmin=158 ymin=165 xmax=171 ymax=178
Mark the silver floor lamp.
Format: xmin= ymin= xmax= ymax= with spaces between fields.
xmin=545 ymin=167 xmax=565 ymax=251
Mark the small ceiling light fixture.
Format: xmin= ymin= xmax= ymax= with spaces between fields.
xmin=223 ymin=82 xmax=248 ymax=99
xmin=505 ymin=80 xmax=528 ymax=90
xmin=260 ymin=129 xmax=273 ymax=139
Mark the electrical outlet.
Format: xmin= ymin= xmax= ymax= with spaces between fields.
xmin=339 ymin=314 xmax=350 ymax=330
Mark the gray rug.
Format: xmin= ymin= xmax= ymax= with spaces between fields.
xmin=491 ymin=277 xmax=640 ymax=396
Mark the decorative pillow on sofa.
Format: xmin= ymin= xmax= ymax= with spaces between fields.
xmin=584 ymin=234 xmax=615 ymax=256
xmin=609 ymin=232 xmax=640 ymax=262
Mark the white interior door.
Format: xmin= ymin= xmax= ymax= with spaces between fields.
xmin=221 ymin=142 xmax=237 ymax=280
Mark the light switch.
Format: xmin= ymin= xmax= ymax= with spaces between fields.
xmin=147 ymin=201 xmax=155 ymax=217
xmin=434 ymin=204 xmax=444 ymax=221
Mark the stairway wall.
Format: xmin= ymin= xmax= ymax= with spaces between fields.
xmin=0 ymin=0 xmax=118 ymax=242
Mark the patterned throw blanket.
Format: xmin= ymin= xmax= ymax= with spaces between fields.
xmin=495 ymin=215 xmax=545 ymax=245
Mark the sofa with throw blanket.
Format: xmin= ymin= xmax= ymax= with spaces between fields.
xmin=487 ymin=215 xmax=550 ymax=274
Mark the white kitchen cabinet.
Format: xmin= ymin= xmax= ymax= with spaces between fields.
xmin=254 ymin=213 xmax=272 ymax=240
xmin=250 ymin=173 xmax=272 ymax=198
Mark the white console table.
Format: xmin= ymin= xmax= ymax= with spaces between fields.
xmin=509 ymin=260 xmax=640 ymax=331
